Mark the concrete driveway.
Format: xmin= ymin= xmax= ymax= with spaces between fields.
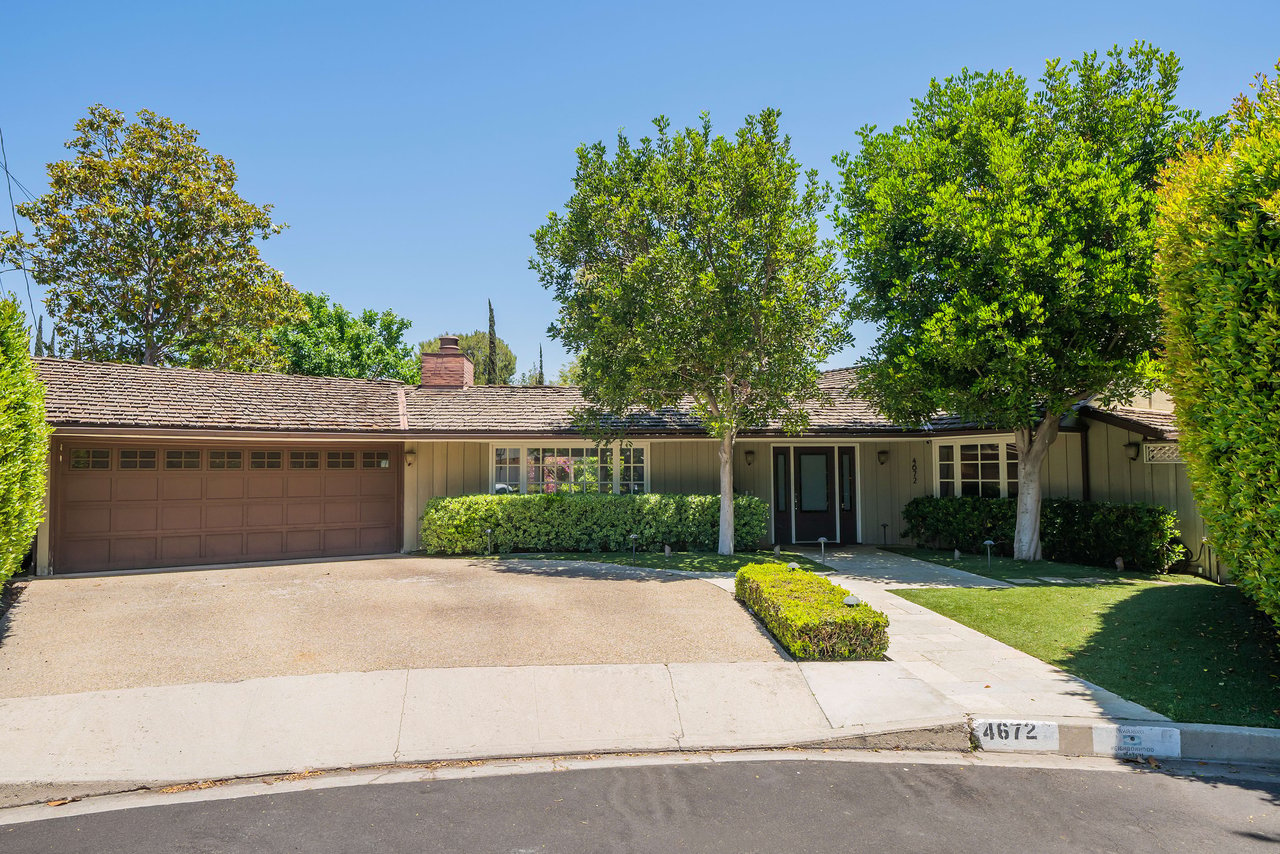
xmin=0 ymin=556 xmax=783 ymax=698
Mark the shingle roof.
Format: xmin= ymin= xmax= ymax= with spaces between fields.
xmin=34 ymin=357 xmax=1000 ymax=437
xmin=36 ymin=358 xmax=404 ymax=432
xmin=1080 ymin=404 xmax=1180 ymax=439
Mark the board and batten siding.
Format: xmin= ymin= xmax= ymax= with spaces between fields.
xmin=1082 ymin=418 xmax=1222 ymax=580
xmin=859 ymin=440 xmax=934 ymax=546
xmin=402 ymin=441 xmax=489 ymax=550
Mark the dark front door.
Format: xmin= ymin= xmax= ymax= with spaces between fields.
xmin=792 ymin=447 xmax=837 ymax=543
xmin=772 ymin=448 xmax=792 ymax=546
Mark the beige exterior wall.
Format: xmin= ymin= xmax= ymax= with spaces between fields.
xmin=858 ymin=440 xmax=934 ymax=546
xmin=402 ymin=440 xmax=490 ymax=551
xmin=1082 ymin=418 xmax=1221 ymax=580
xmin=649 ymin=440 xmax=720 ymax=494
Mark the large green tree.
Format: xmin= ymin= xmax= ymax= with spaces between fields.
xmin=532 ymin=108 xmax=850 ymax=555
xmin=1156 ymin=64 xmax=1280 ymax=632
xmin=273 ymin=292 xmax=419 ymax=382
xmin=420 ymin=330 xmax=517 ymax=385
xmin=0 ymin=105 xmax=302 ymax=370
xmin=0 ymin=295 xmax=50 ymax=586
xmin=834 ymin=43 xmax=1219 ymax=560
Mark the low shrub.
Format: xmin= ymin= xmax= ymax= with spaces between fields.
xmin=901 ymin=496 xmax=1183 ymax=572
xmin=419 ymin=492 xmax=768 ymax=554
xmin=734 ymin=563 xmax=889 ymax=660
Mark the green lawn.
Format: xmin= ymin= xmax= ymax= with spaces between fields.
xmin=495 ymin=550 xmax=826 ymax=573
xmin=896 ymin=574 xmax=1280 ymax=728
xmin=882 ymin=546 xmax=1162 ymax=584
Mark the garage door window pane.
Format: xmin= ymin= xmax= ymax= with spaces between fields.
xmin=209 ymin=450 xmax=243 ymax=470
xmin=290 ymin=451 xmax=319 ymax=469
xmin=327 ymin=451 xmax=355 ymax=469
xmin=165 ymin=450 xmax=201 ymax=470
xmin=250 ymin=451 xmax=282 ymax=469
xmin=362 ymin=451 xmax=391 ymax=469
xmin=70 ymin=449 xmax=111 ymax=470
xmin=118 ymin=449 xmax=157 ymax=470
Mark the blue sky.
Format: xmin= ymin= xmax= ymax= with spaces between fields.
xmin=3 ymin=1 xmax=1277 ymax=376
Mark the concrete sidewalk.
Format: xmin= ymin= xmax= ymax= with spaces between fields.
xmin=3 ymin=549 xmax=1277 ymax=804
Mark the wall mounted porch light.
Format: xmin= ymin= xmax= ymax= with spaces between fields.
xmin=876 ymin=449 xmax=890 ymax=466
xmin=1123 ymin=442 xmax=1141 ymax=462
xmin=744 ymin=450 xmax=755 ymax=466
xmin=404 ymin=449 xmax=417 ymax=467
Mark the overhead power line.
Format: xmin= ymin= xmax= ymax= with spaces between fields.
xmin=0 ymin=125 xmax=38 ymax=325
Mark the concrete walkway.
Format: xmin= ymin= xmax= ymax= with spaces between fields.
xmin=4 ymin=549 xmax=1273 ymax=801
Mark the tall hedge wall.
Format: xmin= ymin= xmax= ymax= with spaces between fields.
xmin=419 ymin=492 xmax=768 ymax=555
xmin=901 ymin=496 xmax=1183 ymax=572
xmin=0 ymin=297 xmax=50 ymax=586
xmin=1155 ymin=67 xmax=1280 ymax=631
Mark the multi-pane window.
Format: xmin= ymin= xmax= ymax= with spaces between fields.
xmin=208 ymin=450 xmax=243 ymax=470
xmin=618 ymin=447 xmax=645 ymax=494
xmin=250 ymin=450 xmax=282 ymax=469
xmin=118 ymin=449 xmax=157 ymax=470
xmin=937 ymin=442 xmax=1018 ymax=498
xmin=327 ymin=451 xmax=356 ymax=469
xmin=289 ymin=450 xmax=320 ymax=469
xmin=362 ymin=451 xmax=391 ymax=469
xmin=70 ymin=449 xmax=111 ymax=470
xmin=165 ymin=450 xmax=201 ymax=470
xmin=527 ymin=447 xmax=613 ymax=494
xmin=493 ymin=448 xmax=521 ymax=493
xmin=496 ymin=444 xmax=642 ymax=494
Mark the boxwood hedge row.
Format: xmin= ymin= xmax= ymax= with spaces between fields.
xmin=0 ymin=297 xmax=50 ymax=587
xmin=419 ymin=492 xmax=768 ymax=554
xmin=735 ymin=563 xmax=889 ymax=660
xmin=901 ymin=495 xmax=1183 ymax=572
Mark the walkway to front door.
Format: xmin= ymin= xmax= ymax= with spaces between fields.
xmin=772 ymin=446 xmax=858 ymax=545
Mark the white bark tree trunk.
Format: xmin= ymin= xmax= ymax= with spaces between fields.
xmin=718 ymin=432 xmax=735 ymax=556
xmin=1012 ymin=413 xmax=1061 ymax=561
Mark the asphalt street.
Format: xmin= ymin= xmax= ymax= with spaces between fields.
xmin=4 ymin=758 xmax=1278 ymax=853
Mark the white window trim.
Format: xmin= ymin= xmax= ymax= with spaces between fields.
xmin=933 ymin=437 xmax=1018 ymax=499
xmin=489 ymin=441 xmax=651 ymax=495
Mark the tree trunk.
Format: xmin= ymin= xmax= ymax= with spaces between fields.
xmin=1012 ymin=413 xmax=1061 ymax=561
xmin=718 ymin=431 xmax=735 ymax=556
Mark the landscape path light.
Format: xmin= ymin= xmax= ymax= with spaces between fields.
xmin=629 ymin=533 xmax=639 ymax=556
xmin=983 ymin=539 xmax=995 ymax=570
xmin=817 ymin=536 xmax=828 ymax=563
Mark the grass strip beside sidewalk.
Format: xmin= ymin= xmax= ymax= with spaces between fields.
xmin=896 ymin=578 xmax=1280 ymax=728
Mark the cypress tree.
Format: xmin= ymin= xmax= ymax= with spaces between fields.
xmin=486 ymin=300 xmax=497 ymax=385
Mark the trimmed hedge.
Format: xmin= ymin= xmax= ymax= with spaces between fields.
xmin=735 ymin=563 xmax=889 ymax=660
xmin=1156 ymin=66 xmax=1280 ymax=631
xmin=0 ymin=297 xmax=50 ymax=586
xmin=419 ymin=492 xmax=768 ymax=554
xmin=901 ymin=496 xmax=1183 ymax=572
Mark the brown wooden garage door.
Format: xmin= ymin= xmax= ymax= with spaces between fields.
xmin=53 ymin=441 xmax=402 ymax=573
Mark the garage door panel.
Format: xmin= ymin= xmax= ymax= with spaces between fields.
xmin=162 ymin=477 xmax=203 ymax=501
xmin=245 ymin=504 xmax=285 ymax=527
xmin=113 ymin=506 xmax=158 ymax=533
xmin=205 ymin=504 xmax=244 ymax=529
xmin=56 ymin=443 xmax=400 ymax=572
xmin=286 ymin=529 xmax=322 ymax=553
xmin=111 ymin=537 xmax=157 ymax=565
xmin=161 ymin=504 xmax=202 ymax=531
xmin=287 ymin=478 xmax=323 ymax=498
xmin=207 ymin=477 xmax=244 ymax=500
xmin=247 ymin=477 xmax=284 ymax=499
xmin=115 ymin=478 xmax=159 ymax=501
xmin=323 ymin=528 xmax=358 ymax=551
xmin=64 ymin=478 xmax=112 ymax=502
xmin=286 ymin=503 xmax=322 ymax=526
xmin=161 ymin=536 xmax=202 ymax=562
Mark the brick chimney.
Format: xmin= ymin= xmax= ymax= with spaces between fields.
xmin=420 ymin=335 xmax=474 ymax=388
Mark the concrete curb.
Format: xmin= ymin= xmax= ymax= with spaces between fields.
xmin=971 ymin=716 xmax=1280 ymax=765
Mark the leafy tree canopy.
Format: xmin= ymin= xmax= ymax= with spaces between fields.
xmin=1156 ymin=63 xmax=1280 ymax=632
xmin=273 ymin=292 xmax=419 ymax=383
xmin=0 ymin=105 xmax=302 ymax=370
xmin=532 ymin=108 xmax=850 ymax=553
xmin=420 ymin=330 xmax=517 ymax=385
xmin=0 ymin=295 xmax=50 ymax=586
xmin=834 ymin=42 xmax=1221 ymax=559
